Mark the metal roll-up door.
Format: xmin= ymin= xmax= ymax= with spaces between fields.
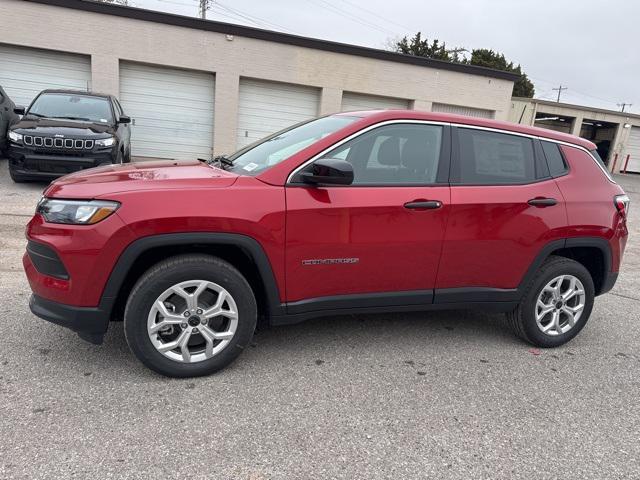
xmin=624 ymin=127 xmax=640 ymax=173
xmin=0 ymin=44 xmax=91 ymax=107
xmin=432 ymin=102 xmax=494 ymax=119
xmin=120 ymin=62 xmax=215 ymax=160
xmin=237 ymin=78 xmax=320 ymax=149
xmin=341 ymin=92 xmax=409 ymax=112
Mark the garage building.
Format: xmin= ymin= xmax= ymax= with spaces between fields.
xmin=510 ymin=97 xmax=640 ymax=173
xmin=0 ymin=0 xmax=517 ymax=160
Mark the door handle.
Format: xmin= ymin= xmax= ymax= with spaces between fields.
xmin=527 ymin=197 xmax=557 ymax=207
xmin=404 ymin=200 xmax=442 ymax=210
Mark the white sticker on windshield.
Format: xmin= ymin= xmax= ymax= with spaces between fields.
xmin=243 ymin=162 xmax=259 ymax=171
xmin=99 ymin=119 xmax=108 ymax=123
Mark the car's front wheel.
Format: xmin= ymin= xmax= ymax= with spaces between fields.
xmin=124 ymin=254 xmax=257 ymax=377
xmin=507 ymin=256 xmax=594 ymax=348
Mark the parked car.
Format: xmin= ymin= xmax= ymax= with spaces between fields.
xmin=23 ymin=110 xmax=629 ymax=377
xmin=0 ymin=85 xmax=19 ymax=155
xmin=6 ymin=89 xmax=131 ymax=182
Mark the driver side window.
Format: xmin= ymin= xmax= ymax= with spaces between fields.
xmin=325 ymin=123 xmax=443 ymax=185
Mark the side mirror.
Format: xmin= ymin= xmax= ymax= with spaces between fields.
xmin=118 ymin=115 xmax=131 ymax=124
xmin=299 ymin=158 xmax=354 ymax=186
xmin=13 ymin=106 xmax=25 ymax=115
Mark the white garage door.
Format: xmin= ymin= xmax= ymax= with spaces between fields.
xmin=432 ymin=102 xmax=494 ymax=119
xmin=237 ymin=79 xmax=319 ymax=149
xmin=0 ymin=44 xmax=91 ymax=107
xmin=120 ymin=62 xmax=215 ymax=160
xmin=341 ymin=92 xmax=409 ymax=112
xmin=624 ymin=127 xmax=640 ymax=173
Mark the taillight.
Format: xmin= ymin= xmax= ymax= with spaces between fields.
xmin=615 ymin=194 xmax=630 ymax=217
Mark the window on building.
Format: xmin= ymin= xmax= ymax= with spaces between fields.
xmin=541 ymin=140 xmax=568 ymax=177
xmin=456 ymin=128 xmax=536 ymax=184
xmin=324 ymin=123 xmax=443 ymax=185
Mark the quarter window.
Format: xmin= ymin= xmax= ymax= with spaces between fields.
xmin=541 ymin=141 xmax=568 ymax=177
xmin=456 ymin=128 xmax=536 ymax=184
xmin=323 ymin=124 xmax=443 ymax=185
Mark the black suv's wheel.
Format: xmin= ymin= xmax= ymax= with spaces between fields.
xmin=124 ymin=254 xmax=257 ymax=377
xmin=507 ymin=256 xmax=594 ymax=348
xmin=9 ymin=168 xmax=27 ymax=183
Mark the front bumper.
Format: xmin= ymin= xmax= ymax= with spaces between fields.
xmin=29 ymin=294 xmax=109 ymax=344
xmin=8 ymin=144 xmax=116 ymax=178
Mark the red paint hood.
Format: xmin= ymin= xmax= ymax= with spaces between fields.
xmin=44 ymin=160 xmax=239 ymax=199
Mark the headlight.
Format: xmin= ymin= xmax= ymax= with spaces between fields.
xmin=8 ymin=130 xmax=22 ymax=143
xmin=36 ymin=198 xmax=120 ymax=225
xmin=95 ymin=136 xmax=115 ymax=147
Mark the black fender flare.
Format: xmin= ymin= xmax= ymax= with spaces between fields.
xmin=98 ymin=232 xmax=284 ymax=319
xmin=517 ymin=236 xmax=613 ymax=295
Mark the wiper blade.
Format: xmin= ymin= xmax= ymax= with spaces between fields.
xmin=200 ymin=155 xmax=234 ymax=169
xmin=26 ymin=112 xmax=46 ymax=118
xmin=50 ymin=116 xmax=92 ymax=121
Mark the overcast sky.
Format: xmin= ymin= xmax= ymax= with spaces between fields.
xmin=133 ymin=0 xmax=639 ymax=114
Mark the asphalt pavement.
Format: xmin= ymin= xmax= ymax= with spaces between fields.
xmin=0 ymin=159 xmax=638 ymax=479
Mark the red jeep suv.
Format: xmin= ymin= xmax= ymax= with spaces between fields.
xmin=23 ymin=110 xmax=629 ymax=377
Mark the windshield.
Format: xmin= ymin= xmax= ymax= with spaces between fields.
xmin=28 ymin=93 xmax=113 ymax=123
xmin=228 ymin=115 xmax=359 ymax=175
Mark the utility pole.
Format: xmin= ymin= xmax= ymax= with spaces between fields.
xmin=552 ymin=84 xmax=568 ymax=103
xmin=617 ymin=103 xmax=632 ymax=112
xmin=198 ymin=0 xmax=211 ymax=19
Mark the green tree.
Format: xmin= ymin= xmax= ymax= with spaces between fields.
xmin=464 ymin=49 xmax=535 ymax=98
xmin=395 ymin=32 xmax=464 ymax=62
xmin=391 ymin=36 xmax=535 ymax=98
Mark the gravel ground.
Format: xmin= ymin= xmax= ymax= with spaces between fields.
xmin=0 ymin=160 xmax=638 ymax=479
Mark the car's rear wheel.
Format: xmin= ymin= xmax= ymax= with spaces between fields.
xmin=124 ymin=254 xmax=257 ymax=377
xmin=507 ymin=256 xmax=594 ymax=348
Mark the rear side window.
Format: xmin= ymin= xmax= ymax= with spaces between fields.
xmin=456 ymin=128 xmax=536 ymax=184
xmin=541 ymin=141 xmax=568 ymax=177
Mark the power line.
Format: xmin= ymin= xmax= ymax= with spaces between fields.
xmin=214 ymin=1 xmax=299 ymax=34
xmin=337 ymin=0 xmax=413 ymax=33
xmin=303 ymin=0 xmax=397 ymax=36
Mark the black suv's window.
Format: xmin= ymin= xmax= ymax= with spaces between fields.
xmin=28 ymin=93 xmax=113 ymax=123
xmin=456 ymin=128 xmax=536 ymax=184
xmin=541 ymin=141 xmax=568 ymax=177
xmin=325 ymin=123 xmax=443 ymax=185
xmin=113 ymin=98 xmax=124 ymax=117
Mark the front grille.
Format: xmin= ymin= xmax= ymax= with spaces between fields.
xmin=23 ymin=135 xmax=94 ymax=150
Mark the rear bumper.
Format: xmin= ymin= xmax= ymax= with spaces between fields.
xmin=29 ymin=294 xmax=109 ymax=344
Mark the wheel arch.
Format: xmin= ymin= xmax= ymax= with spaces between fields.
xmin=99 ymin=233 xmax=284 ymax=324
xmin=520 ymin=237 xmax=613 ymax=296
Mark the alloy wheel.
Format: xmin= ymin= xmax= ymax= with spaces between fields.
xmin=147 ymin=280 xmax=238 ymax=363
xmin=534 ymin=274 xmax=586 ymax=336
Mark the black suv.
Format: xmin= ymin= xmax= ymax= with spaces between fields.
xmin=7 ymin=89 xmax=131 ymax=182
xmin=0 ymin=86 xmax=19 ymax=155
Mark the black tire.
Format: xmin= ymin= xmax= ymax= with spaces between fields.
xmin=9 ymin=168 xmax=27 ymax=183
xmin=124 ymin=149 xmax=132 ymax=163
xmin=115 ymin=150 xmax=123 ymax=164
xmin=506 ymin=256 xmax=595 ymax=348
xmin=124 ymin=254 xmax=257 ymax=377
